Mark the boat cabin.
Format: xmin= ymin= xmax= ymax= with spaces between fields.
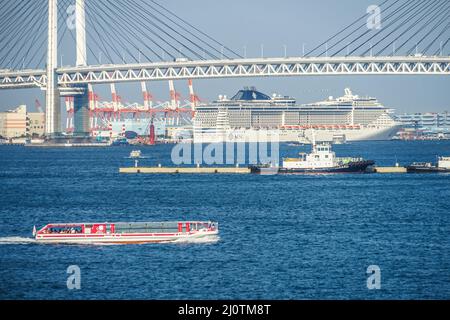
xmin=283 ymin=142 xmax=337 ymax=169
xmin=438 ymin=157 xmax=450 ymax=169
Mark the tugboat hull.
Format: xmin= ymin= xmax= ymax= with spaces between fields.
xmin=250 ymin=160 xmax=375 ymax=174
xmin=406 ymin=166 xmax=450 ymax=173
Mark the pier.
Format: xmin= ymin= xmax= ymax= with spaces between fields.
xmin=119 ymin=167 xmax=252 ymax=174
xmin=373 ymin=166 xmax=408 ymax=174
xmin=120 ymin=166 xmax=415 ymax=174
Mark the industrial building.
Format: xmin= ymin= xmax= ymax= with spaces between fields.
xmin=0 ymin=105 xmax=45 ymax=140
xmin=27 ymin=112 xmax=46 ymax=138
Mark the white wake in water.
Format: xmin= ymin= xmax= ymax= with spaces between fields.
xmin=0 ymin=237 xmax=36 ymax=245
xmin=172 ymin=235 xmax=220 ymax=244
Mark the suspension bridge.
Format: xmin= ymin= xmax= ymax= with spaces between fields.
xmin=0 ymin=0 xmax=449 ymax=138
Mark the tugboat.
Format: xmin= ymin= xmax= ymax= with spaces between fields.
xmin=406 ymin=156 xmax=450 ymax=173
xmin=33 ymin=221 xmax=218 ymax=244
xmin=250 ymin=133 xmax=374 ymax=174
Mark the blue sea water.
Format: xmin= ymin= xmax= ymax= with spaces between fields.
xmin=0 ymin=141 xmax=449 ymax=300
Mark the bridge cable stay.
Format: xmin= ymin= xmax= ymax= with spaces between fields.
xmin=0 ymin=0 xmax=47 ymax=68
xmin=0 ymin=0 xmax=29 ymax=34
xmin=435 ymin=37 xmax=450 ymax=55
xmin=89 ymin=0 xmax=191 ymax=63
xmin=314 ymin=0 xmax=450 ymax=58
xmin=100 ymin=0 xmax=175 ymax=62
xmin=390 ymin=1 xmax=450 ymax=55
xmin=317 ymin=0 xmax=411 ymax=57
xmin=0 ymin=0 xmax=46 ymax=66
xmin=115 ymin=0 xmax=214 ymax=60
xmin=113 ymin=0 xmax=212 ymax=61
xmin=101 ymin=0 xmax=180 ymax=63
xmin=59 ymin=0 xmax=102 ymax=65
xmin=34 ymin=0 xmax=73 ymax=69
xmin=304 ymin=0 xmax=394 ymax=57
xmin=120 ymin=0 xmax=222 ymax=60
xmin=422 ymin=21 xmax=450 ymax=55
xmin=335 ymin=0 xmax=424 ymax=57
xmin=83 ymin=0 xmax=241 ymax=63
xmin=91 ymin=0 xmax=167 ymax=62
xmin=21 ymin=2 xmax=53 ymax=69
xmin=83 ymin=2 xmax=138 ymax=64
xmin=7 ymin=0 xmax=49 ymax=69
xmin=149 ymin=0 xmax=242 ymax=59
xmin=83 ymin=1 xmax=115 ymax=63
xmin=362 ymin=0 xmax=447 ymax=56
xmin=87 ymin=1 xmax=155 ymax=63
xmin=145 ymin=0 xmax=235 ymax=60
xmin=93 ymin=1 xmax=176 ymax=63
xmin=88 ymin=0 xmax=190 ymax=62
xmin=104 ymin=0 xmax=179 ymax=62
xmin=87 ymin=0 xmax=170 ymax=63
xmin=86 ymin=1 xmax=143 ymax=63
xmin=35 ymin=0 xmax=86 ymax=68
xmin=0 ymin=1 xmax=47 ymax=69
xmin=402 ymin=3 xmax=450 ymax=56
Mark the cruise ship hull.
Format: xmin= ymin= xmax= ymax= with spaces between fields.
xmin=194 ymin=125 xmax=402 ymax=143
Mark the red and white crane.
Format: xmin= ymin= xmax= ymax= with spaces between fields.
xmin=187 ymin=79 xmax=200 ymax=113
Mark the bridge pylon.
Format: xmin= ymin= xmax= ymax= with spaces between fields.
xmin=45 ymin=0 xmax=61 ymax=138
xmin=72 ymin=0 xmax=91 ymax=138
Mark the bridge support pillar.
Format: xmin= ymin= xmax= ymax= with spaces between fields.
xmin=72 ymin=0 xmax=90 ymax=137
xmin=73 ymin=85 xmax=90 ymax=137
xmin=45 ymin=0 xmax=61 ymax=138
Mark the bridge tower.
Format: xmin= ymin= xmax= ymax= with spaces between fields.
xmin=72 ymin=0 xmax=90 ymax=137
xmin=45 ymin=0 xmax=61 ymax=137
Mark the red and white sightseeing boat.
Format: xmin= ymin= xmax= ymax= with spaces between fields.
xmin=33 ymin=221 xmax=218 ymax=244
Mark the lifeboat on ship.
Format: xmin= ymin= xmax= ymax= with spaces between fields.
xmin=34 ymin=221 xmax=218 ymax=244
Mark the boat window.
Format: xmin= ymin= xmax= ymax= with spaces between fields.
xmin=114 ymin=222 xmax=180 ymax=234
xmin=46 ymin=226 xmax=82 ymax=234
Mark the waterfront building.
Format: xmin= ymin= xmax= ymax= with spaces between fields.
xmin=395 ymin=112 xmax=450 ymax=132
xmin=0 ymin=105 xmax=27 ymax=139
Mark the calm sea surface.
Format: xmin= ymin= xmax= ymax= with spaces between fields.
xmin=0 ymin=141 xmax=449 ymax=299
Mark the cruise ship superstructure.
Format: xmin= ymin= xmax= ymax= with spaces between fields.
xmin=193 ymin=87 xmax=401 ymax=142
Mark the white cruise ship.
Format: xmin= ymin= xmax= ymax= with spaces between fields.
xmin=193 ymin=87 xmax=402 ymax=143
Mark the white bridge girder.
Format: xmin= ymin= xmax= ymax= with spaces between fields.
xmin=0 ymin=56 xmax=449 ymax=89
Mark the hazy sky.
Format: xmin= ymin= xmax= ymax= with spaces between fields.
xmin=0 ymin=0 xmax=449 ymax=114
